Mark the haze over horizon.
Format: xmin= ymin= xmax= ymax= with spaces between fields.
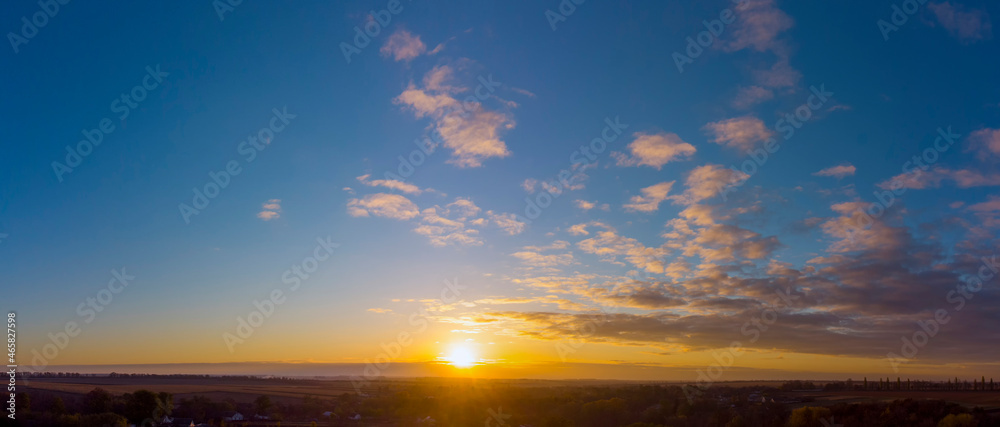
xmin=4 ymin=0 xmax=1000 ymax=385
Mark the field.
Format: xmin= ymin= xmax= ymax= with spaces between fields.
xmin=23 ymin=376 xmax=1000 ymax=410
xmin=793 ymin=390 xmax=1000 ymax=411
xmin=24 ymin=376 xmax=367 ymax=404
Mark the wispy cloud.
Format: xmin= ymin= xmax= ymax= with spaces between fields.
xmin=731 ymin=85 xmax=774 ymax=109
xmin=967 ymin=128 xmax=1000 ymax=160
xmin=703 ymin=116 xmax=773 ymax=150
xmin=574 ymin=200 xmax=609 ymax=212
xmin=928 ymin=2 xmax=993 ymax=43
xmin=721 ymin=0 xmax=793 ymax=53
xmin=349 ymin=192 xmax=523 ymax=246
xmin=720 ymin=0 xmax=801 ymax=89
xmin=575 ymin=223 xmax=669 ymax=273
xmin=347 ymin=193 xmax=421 ymax=220
xmin=522 ymin=178 xmax=538 ymax=193
xmin=669 ymin=164 xmax=749 ymax=206
xmin=395 ymin=65 xmax=515 ymax=167
xmin=357 ymin=174 xmax=438 ymax=195
xmin=380 ymin=29 xmax=428 ymax=61
xmin=877 ymin=167 xmax=1000 ymax=189
xmin=257 ymin=199 xmax=281 ymax=221
xmin=510 ymin=250 xmax=574 ymax=268
xmin=624 ymin=182 xmax=675 ymax=213
xmin=813 ymin=163 xmax=856 ymax=179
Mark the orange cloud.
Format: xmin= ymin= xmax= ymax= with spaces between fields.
xmin=613 ymin=132 xmax=696 ymax=169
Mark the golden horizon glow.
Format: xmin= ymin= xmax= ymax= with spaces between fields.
xmin=443 ymin=343 xmax=479 ymax=368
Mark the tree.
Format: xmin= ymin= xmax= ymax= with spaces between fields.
xmin=582 ymin=398 xmax=626 ymax=427
xmin=83 ymin=388 xmax=113 ymax=414
xmin=80 ymin=412 xmax=128 ymax=427
xmin=938 ymin=413 xmax=976 ymax=427
xmin=51 ymin=397 xmax=66 ymax=415
xmin=123 ymin=390 xmax=170 ymax=423
xmin=254 ymin=395 xmax=272 ymax=415
xmin=157 ymin=391 xmax=173 ymax=418
xmin=787 ymin=406 xmax=832 ymax=427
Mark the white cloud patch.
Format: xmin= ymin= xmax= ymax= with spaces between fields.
xmin=576 ymin=223 xmax=669 ymax=274
xmin=349 ymin=193 xmax=523 ymax=246
xmin=669 ymin=164 xmax=749 ymax=206
xmin=510 ymin=251 xmax=574 ymax=268
xmin=414 ymin=206 xmax=482 ymax=246
xmin=574 ymin=200 xmax=608 ymax=211
xmin=523 ymin=240 xmax=570 ymax=251
xmin=347 ymin=193 xmax=421 ymax=220
xmin=394 ymin=65 xmax=515 ymax=168
xmin=928 ymin=2 xmax=993 ymax=43
xmin=721 ymin=0 xmax=794 ymax=53
xmin=967 ymin=128 xmax=1000 ymax=160
xmin=720 ymin=0 xmax=801 ymax=89
xmin=813 ymin=164 xmax=856 ymax=179
xmin=257 ymin=199 xmax=281 ymax=221
xmin=877 ymin=167 xmax=1000 ymax=190
xmin=380 ymin=29 xmax=427 ymax=61
xmin=488 ymin=211 xmax=527 ymax=235
xmin=624 ymin=182 xmax=675 ymax=213
xmin=357 ymin=174 xmax=437 ymax=195
xmin=703 ymin=116 xmax=773 ymax=150
xmin=613 ymin=132 xmax=696 ymax=169
xmin=567 ymin=223 xmax=590 ymax=236
xmin=522 ymin=178 xmax=539 ymax=193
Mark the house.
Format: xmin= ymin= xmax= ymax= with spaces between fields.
xmin=221 ymin=411 xmax=244 ymax=421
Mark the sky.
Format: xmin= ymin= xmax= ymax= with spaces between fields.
xmin=2 ymin=0 xmax=1000 ymax=382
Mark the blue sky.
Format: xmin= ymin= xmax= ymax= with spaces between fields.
xmin=3 ymin=0 xmax=1000 ymax=380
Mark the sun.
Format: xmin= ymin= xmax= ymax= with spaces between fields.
xmin=444 ymin=344 xmax=478 ymax=368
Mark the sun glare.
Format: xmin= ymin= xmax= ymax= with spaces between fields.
xmin=445 ymin=345 xmax=478 ymax=368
